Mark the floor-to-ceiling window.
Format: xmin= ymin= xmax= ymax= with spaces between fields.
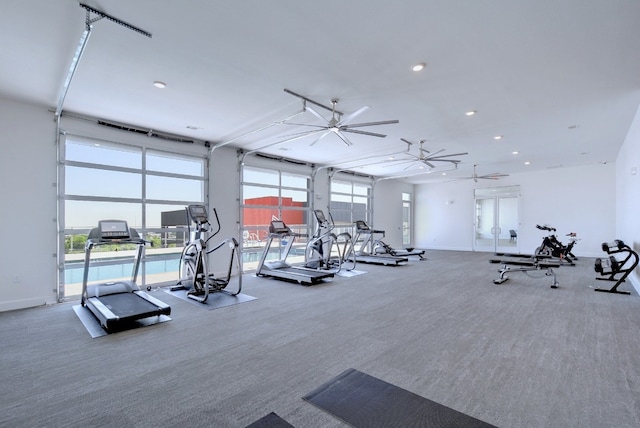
xmin=60 ymin=135 xmax=207 ymax=299
xmin=329 ymin=176 xmax=373 ymax=237
xmin=240 ymin=164 xmax=311 ymax=271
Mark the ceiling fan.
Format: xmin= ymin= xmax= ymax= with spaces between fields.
xmin=460 ymin=164 xmax=509 ymax=182
xmin=275 ymin=89 xmax=399 ymax=146
xmin=396 ymin=138 xmax=469 ymax=169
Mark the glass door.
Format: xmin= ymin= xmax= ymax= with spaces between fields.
xmin=402 ymin=193 xmax=411 ymax=247
xmin=474 ymin=186 xmax=520 ymax=253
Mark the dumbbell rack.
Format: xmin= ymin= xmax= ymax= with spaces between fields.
xmin=594 ymin=240 xmax=639 ymax=295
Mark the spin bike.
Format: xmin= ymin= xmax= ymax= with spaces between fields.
xmin=534 ymin=224 xmax=577 ymax=265
xmin=304 ymin=209 xmax=356 ymax=273
xmin=171 ymin=204 xmax=242 ymax=302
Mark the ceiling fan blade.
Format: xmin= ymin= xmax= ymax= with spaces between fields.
xmin=478 ymin=173 xmax=509 ymax=180
xmin=282 ymin=122 xmax=328 ymax=129
xmin=403 ymin=163 xmax=419 ymax=171
xmin=341 ymin=128 xmax=387 ymax=138
xmin=344 ymin=119 xmax=399 ymax=128
xmin=382 ymin=159 xmax=414 ymax=168
xmin=424 ymin=148 xmax=445 ymax=157
xmin=424 ymin=161 xmax=436 ymax=169
xmin=272 ymin=129 xmax=324 ymax=146
xmin=400 ymin=138 xmax=414 ymax=146
xmin=427 ymin=152 xmax=469 ymax=159
xmin=305 ymin=105 xmax=330 ymax=123
xmin=338 ymin=105 xmax=370 ymax=126
xmin=334 ymin=131 xmax=353 ymax=146
xmin=309 ymin=131 xmax=332 ymax=146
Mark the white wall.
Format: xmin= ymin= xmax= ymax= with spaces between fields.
xmin=208 ymin=145 xmax=242 ymax=275
xmin=414 ymin=163 xmax=616 ymax=257
xmin=616 ymin=104 xmax=640 ymax=291
xmin=0 ymin=97 xmax=58 ymax=311
xmin=373 ymin=179 xmax=414 ymax=248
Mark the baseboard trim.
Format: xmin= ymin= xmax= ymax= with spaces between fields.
xmin=0 ymin=297 xmax=49 ymax=313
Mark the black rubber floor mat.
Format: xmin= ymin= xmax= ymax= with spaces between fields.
xmin=245 ymin=412 xmax=294 ymax=428
xmin=303 ymin=368 xmax=496 ymax=428
xmin=163 ymin=288 xmax=256 ymax=310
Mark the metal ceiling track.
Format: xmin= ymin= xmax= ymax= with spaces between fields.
xmin=55 ymin=3 xmax=152 ymax=117
xmin=284 ymin=88 xmax=344 ymax=116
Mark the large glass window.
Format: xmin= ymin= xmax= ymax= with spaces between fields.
xmin=61 ymin=136 xmax=207 ymax=299
xmin=240 ymin=165 xmax=310 ymax=271
xmin=329 ymin=178 xmax=372 ymax=235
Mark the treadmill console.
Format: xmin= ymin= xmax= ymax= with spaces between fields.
xmin=98 ymin=220 xmax=131 ymax=240
xmin=355 ymin=220 xmax=370 ymax=231
xmin=269 ymin=220 xmax=291 ymax=234
xmin=187 ymin=204 xmax=209 ymax=224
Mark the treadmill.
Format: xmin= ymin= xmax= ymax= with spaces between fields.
xmin=256 ymin=220 xmax=334 ymax=285
xmin=80 ymin=220 xmax=171 ymax=332
xmin=352 ymin=220 xmax=408 ymax=266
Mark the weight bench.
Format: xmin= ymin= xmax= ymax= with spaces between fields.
xmin=489 ymin=257 xmax=560 ymax=288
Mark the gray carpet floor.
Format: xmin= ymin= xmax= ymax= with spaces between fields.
xmin=1 ymin=250 xmax=640 ymax=427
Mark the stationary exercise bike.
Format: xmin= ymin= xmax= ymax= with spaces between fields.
xmin=534 ymin=224 xmax=577 ymax=265
xmin=171 ymin=204 xmax=242 ymax=302
xmin=305 ymin=209 xmax=356 ymax=273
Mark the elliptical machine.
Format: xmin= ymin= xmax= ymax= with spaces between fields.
xmin=170 ymin=204 xmax=242 ymax=302
xmin=305 ymin=209 xmax=356 ymax=273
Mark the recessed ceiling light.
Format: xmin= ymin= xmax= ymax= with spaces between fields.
xmin=412 ymin=63 xmax=426 ymax=72
xmin=524 ymin=161 xmax=531 ymax=165
xmin=494 ymin=135 xmax=503 ymax=140
xmin=442 ymin=172 xmax=447 ymax=176
xmin=153 ymin=81 xmax=167 ymax=89
xmin=512 ymin=151 xmax=519 ymax=155
xmin=465 ymin=110 xmax=477 ymax=116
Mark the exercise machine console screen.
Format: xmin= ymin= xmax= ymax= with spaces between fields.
xmin=99 ymin=220 xmax=131 ymax=240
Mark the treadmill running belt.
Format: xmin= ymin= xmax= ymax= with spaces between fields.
xmin=303 ymin=368 xmax=496 ymax=428
xmin=98 ymin=293 xmax=160 ymax=317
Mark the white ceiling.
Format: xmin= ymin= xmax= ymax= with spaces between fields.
xmin=2 ymin=0 xmax=640 ymax=183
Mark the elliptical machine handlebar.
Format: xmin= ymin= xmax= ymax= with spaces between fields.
xmin=185 ymin=204 xmax=221 ymax=245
